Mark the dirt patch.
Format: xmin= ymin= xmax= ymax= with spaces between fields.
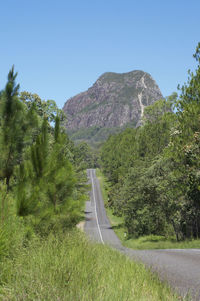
xmin=76 ymin=221 xmax=85 ymax=232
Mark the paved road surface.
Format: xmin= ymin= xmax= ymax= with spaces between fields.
xmin=84 ymin=169 xmax=200 ymax=300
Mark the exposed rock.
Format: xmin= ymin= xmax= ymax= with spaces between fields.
xmin=63 ymin=70 xmax=163 ymax=143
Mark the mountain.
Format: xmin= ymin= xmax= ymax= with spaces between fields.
xmin=63 ymin=70 xmax=163 ymax=144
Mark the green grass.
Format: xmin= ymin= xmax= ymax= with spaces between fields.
xmin=0 ymin=230 xmax=182 ymax=301
xmin=97 ymin=169 xmax=200 ymax=250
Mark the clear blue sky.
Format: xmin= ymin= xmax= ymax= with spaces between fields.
xmin=0 ymin=0 xmax=200 ymax=108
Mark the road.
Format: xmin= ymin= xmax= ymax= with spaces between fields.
xmin=84 ymin=169 xmax=200 ymax=301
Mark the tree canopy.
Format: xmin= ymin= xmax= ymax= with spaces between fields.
xmin=101 ymin=43 xmax=200 ymax=240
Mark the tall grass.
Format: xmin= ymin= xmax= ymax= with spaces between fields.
xmin=0 ymin=181 xmax=29 ymax=261
xmin=0 ymin=230 xmax=181 ymax=301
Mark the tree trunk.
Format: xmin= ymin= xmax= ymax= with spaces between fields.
xmin=171 ymin=220 xmax=179 ymax=241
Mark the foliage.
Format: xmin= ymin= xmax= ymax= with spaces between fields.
xmin=20 ymin=91 xmax=65 ymax=122
xmin=68 ymin=125 xmax=123 ymax=146
xmin=0 ymin=66 xmax=26 ymax=186
xmin=101 ymin=43 xmax=200 ymax=241
xmin=73 ymin=141 xmax=99 ymax=169
xmin=0 ymin=66 xmax=87 ymax=264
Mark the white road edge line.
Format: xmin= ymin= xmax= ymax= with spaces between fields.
xmin=91 ymin=170 xmax=104 ymax=244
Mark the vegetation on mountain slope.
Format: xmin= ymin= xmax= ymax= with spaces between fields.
xmin=63 ymin=70 xmax=163 ymax=144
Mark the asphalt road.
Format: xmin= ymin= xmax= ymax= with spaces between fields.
xmin=84 ymin=169 xmax=200 ymax=301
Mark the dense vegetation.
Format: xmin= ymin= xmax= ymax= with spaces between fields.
xmin=68 ymin=124 xmax=129 ymax=148
xmin=0 ymin=66 xmax=88 ymax=262
xmin=101 ymin=43 xmax=200 ymax=241
xmin=0 ymin=67 xmax=180 ymax=300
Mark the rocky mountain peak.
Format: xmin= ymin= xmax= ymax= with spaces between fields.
xmin=63 ymin=70 xmax=163 ymax=143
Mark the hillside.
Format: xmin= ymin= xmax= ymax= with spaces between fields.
xmin=63 ymin=70 xmax=163 ymax=144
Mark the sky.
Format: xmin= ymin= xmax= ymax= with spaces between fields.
xmin=0 ymin=0 xmax=200 ymax=108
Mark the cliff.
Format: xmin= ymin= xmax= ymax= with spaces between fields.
xmin=63 ymin=70 xmax=163 ymax=143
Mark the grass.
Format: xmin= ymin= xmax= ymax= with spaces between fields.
xmin=96 ymin=168 xmax=200 ymax=250
xmin=0 ymin=230 xmax=182 ymax=301
xmin=0 ymin=170 xmax=188 ymax=300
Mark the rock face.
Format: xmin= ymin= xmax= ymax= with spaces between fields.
xmin=63 ymin=70 xmax=163 ymax=142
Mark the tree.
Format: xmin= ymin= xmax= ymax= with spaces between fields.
xmin=16 ymin=118 xmax=50 ymax=217
xmin=20 ymin=91 xmax=65 ymax=123
xmin=0 ymin=66 xmax=26 ymax=187
xmin=45 ymin=116 xmax=76 ymax=212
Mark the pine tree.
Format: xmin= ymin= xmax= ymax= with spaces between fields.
xmin=16 ymin=118 xmax=50 ymax=216
xmin=45 ymin=117 xmax=76 ymax=212
xmin=0 ymin=66 xmax=26 ymax=187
